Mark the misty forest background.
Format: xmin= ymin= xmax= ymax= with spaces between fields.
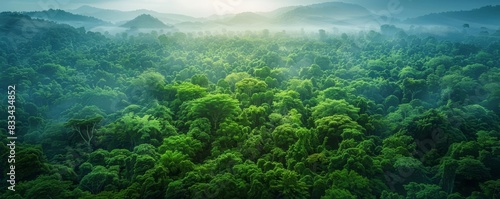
xmin=1 ymin=2 xmax=500 ymax=199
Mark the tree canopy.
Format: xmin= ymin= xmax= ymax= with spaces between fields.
xmin=1 ymin=13 xmax=499 ymax=199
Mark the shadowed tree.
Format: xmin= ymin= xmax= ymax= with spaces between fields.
xmin=268 ymin=168 xmax=310 ymax=199
xmin=404 ymin=182 xmax=447 ymax=199
xmin=101 ymin=113 xmax=174 ymax=150
xmin=65 ymin=115 xmax=103 ymax=149
xmin=315 ymin=115 xmax=364 ymax=150
xmin=191 ymin=73 xmax=210 ymax=87
xmin=323 ymin=169 xmax=374 ymax=199
xmin=480 ymin=179 xmax=500 ymax=198
xmin=79 ymin=166 xmax=118 ymax=194
xmin=11 ymin=175 xmax=74 ymax=199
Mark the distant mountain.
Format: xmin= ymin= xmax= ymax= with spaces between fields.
xmin=259 ymin=6 xmax=300 ymax=18
xmin=23 ymin=9 xmax=110 ymax=29
xmin=406 ymin=5 xmax=500 ymax=27
xmin=202 ymin=2 xmax=376 ymax=29
xmin=338 ymin=0 xmax=500 ymax=19
xmin=120 ymin=14 xmax=170 ymax=29
xmin=276 ymin=2 xmax=375 ymax=26
xmin=220 ymin=12 xmax=271 ymax=26
xmin=24 ymin=9 xmax=106 ymax=23
xmin=71 ymin=5 xmax=198 ymax=24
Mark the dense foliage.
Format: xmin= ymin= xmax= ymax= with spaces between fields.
xmin=1 ymin=13 xmax=500 ymax=198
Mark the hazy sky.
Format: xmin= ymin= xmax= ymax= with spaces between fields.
xmin=1 ymin=0 xmax=499 ymax=17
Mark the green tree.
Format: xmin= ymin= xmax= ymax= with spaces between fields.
xmin=380 ymin=190 xmax=405 ymax=199
xmin=287 ymin=79 xmax=314 ymax=100
xmin=173 ymin=82 xmax=207 ymax=102
xmin=269 ymin=168 xmax=310 ymax=199
xmin=314 ymin=56 xmax=331 ymax=70
xmin=160 ymin=150 xmax=194 ymax=177
xmin=321 ymin=188 xmax=356 ymax=199
xmin=130 ymin=70 xmax=166 ymax=101
xmin=188 ymin=94 xmax=240 ymax=130
xmin=480 ymin=180 xmax=500 ymax=198
xmin=65 ymin=115 xmax=103 ymax=149
xmin=254 ymin=66 xmax=271 ymax=79
xmin=315 ymin=115 xmax=364 ymax=150
xmin=212 ymin=121 xmax=248 ymax=154
xmin=402 ymin=78 xmax=427 ymax=101
xmin=406 ymin=109 xmax=464 ymax=155
xmin=159 ymin=134 xmax=202 ymax=160
xmin=13 ymin=175 xmax=75 ymax=199
xmin=225 ymin=72 xmax=252 ymax=91
xmin=272 ymin=124 xmax=299 ymax=150
xmin=191 ymin=73 xmax=210 ymax=87
xmin=242 ymin=105 xmax=267 ymax=128
xmin=312 ymin=99 xmax=360 ymax=120
xmin=14 ymin=146 xmax=49 ymax=181
xmin=88 ymin=149 xmax=109 ymax=166
xmin=326 ymin=169 xmax=374 ymax=199
xmin=273 ymin=90 xmax=306 ymax=116
xmin=79 ymin=166 xmax=118 ymax=194
xmin=456 ymin=157 xmax=490 ymax=181
xmin=404 ymin=182 xmax=447 ymax=199
xmin=235 ymin=78 xmax=268 ymax=97
xmin=102 ymin=113 xmax=175 ymax=150
xmin=191 ymin=173 xmax=248 ymax=199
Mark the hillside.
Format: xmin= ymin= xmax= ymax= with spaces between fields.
xmin=120 ymin=14 xmax=170 ymax=29
xmin=0 ymin=12 xmax=104 ymax=51
xmin=277 ymin=2 xmax=375 ymax=26
xmin=0 ymin=12 xmax=57 ymax=41
xmin=72 ymin=5 xmax=198 ymax=24
xmin=24 ymin=9 xmax=107 ymax=23
xmin=258 ymin=5 xmax=300 ymax=18
xmin=24 ymin=9 xmax=110 ymax=29
xmin=406 ymin=5 xmax=500 ymax=26
xmin=202 ymin=2 xmax=375 ymax=29
xmin=221 ymin=12 xmax=271 ymax=26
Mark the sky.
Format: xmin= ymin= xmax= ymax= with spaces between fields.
xmin=1 ymin=0 xmax=499 ymax=18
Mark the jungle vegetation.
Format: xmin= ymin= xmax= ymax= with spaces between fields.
xmin=1 ymin=12 xmax=500 ymax=199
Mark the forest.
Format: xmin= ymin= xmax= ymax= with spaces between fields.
xmin=1 ymin=12 xmax=500 ymax=199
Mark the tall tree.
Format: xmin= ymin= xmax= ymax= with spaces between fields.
xmin=188 ymin=94 xmax=241 ymax=130
xmin=65 ymin=115 xmax=103 ymax=149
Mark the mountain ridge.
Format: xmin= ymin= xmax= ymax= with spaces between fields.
xmin=405 ymin=5 xmax=500 ymax=27
xmin=71 ymin=5 xmax=198 ymax=24
xmin=120 ymin=14 xmax=171 ymax=29
xmin=276 ymin=2 xmax=375 ymax=27
xmin=3 ymin=2 xmax=499 ymax=33
xmin=23 ymin=9 xmax=111 ymax=29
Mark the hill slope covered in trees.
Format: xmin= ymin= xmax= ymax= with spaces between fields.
xmin=120 ymin=14 xmax=171 ymax=29
xmin=406 ymin=5 xmax=500 ymax=26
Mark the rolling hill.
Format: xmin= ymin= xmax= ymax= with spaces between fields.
xmin=1 ymin=12 xmax=54 ymax=38
xmin=221 ymin=12 xmax=271 ymax=26
xmin=0 ymin=12 xmax=98 ymax=49
xmin=276 ymin=2 xmax=375 ymax=26
xmin=23 ymin=9 xmax=110 ymax=29
xmin=405 ymin=5 xmax=500 ymax=27
xmin=120 ymin=14 xmax=171 ymax=29
xmin=71 ymin=5 xmax=198 ymax=24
